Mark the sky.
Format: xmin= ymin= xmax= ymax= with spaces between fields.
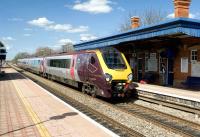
xmin=1 ymin=0 xmax=200 ymax=60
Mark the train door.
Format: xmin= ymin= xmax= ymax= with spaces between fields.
xmin=39 ymin=59 xmax=44 ymax=75
xmin=76 ymin=54 xmax=89 ymax=82
xmin=87 ymin=53 xmax=103 ymax=85
xmin=70 ymin=55 xmax=76 ymax=80
xmin=43 ymin=58 xmax=47 ymax=76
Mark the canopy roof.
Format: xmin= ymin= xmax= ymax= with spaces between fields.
xmin=74 ymin=18 xmax=200 ymax=50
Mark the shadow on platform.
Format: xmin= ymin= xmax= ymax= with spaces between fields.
xmin=50 ymin=112 xmax=78 ymax=120
xmin=0 ymin=72 xmax=26 ymax=81
xmin=0 ymin=112 xmax=78 ymax=136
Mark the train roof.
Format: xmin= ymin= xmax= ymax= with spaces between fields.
xmin=18 ymin=49 xmax=99 ymax=60
xmin=42 ymin=49 xmax=99 ymax=58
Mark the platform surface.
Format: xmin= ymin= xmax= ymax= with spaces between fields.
xmin=0 ymin=68 xmax=115 ymax=137
xmin=136 ymin=83 xmax=200 ymax=102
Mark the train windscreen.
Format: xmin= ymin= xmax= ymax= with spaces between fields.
xmin=100 ymin=48 xmax=127 ymax=69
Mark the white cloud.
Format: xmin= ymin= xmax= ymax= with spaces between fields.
xmin=28 ymin=17 xmax=88 ymax=33
xmin=75 ymin=0 xmax=81 ymax=4
xmin=24 ymin=34 xmax=31 ymax=37
xmin=48 ymin=24 xmax=72 ymax=31
xmin=167 ymin=13 xmax=198 ymax=19
xmin=64 ymin=4 xmax=72 ymax=8
xmin=117 ymin=7 xmax=125 ymax=12
xmin=8 ymin=18 xmax=23 ymax=21
xmin=28 ymin=17 xmax=54 ymax=27
xmin=80 ymin=34 xmax=97 ymax=41
xmin=189 ymin=13 xmax=197 ymax=19
xmin=47 ymin=24 xmax=88 ymax=33
xmin=67 ymin=26 xmax=89 ymax=33
xmin=51 ymin=38 xmax=75 ymax=50
xmin=58 ymin=38 xmax=74 ymax=45
xmin=73 ymin=0 xmax=112 ymax=14
xmin=5 ymin=45 xmax=12 ymax=50
xmin=1 ymin=37 xmax=15 ymax=41
xmin=166 ymin=13 xmax=174 ymax=18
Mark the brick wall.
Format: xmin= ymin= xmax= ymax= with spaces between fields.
xmin=173 ymin=46 xmax=190 ymax=86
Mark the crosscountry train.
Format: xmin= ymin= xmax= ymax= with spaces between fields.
xmin=17 ymin=47 xmax=135 ymax=98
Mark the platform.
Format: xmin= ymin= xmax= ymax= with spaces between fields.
xmin=0 ymin=68 xmax=117 ymax=137
xmin=135 ymin=83 xmax=200 ymax=112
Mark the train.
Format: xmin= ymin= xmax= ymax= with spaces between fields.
xmin=17 ymin=47 xmax=135 ymax=98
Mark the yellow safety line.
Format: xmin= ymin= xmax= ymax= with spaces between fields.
xmin=11 ymin=80 xmax=51 ymax=137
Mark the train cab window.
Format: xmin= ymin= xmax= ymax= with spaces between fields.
xmin=90 ymin=56 xmax=95 ymax=64
xmin=100 ymin=48 xmax=127 ymax=69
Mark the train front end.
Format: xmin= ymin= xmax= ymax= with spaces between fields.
xmin=97 ymin=48 xmax=135 ymax=98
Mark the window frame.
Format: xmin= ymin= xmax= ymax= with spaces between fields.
xmin=191 ymin=49 xmax=198 ymax=62
xmin=48 ymin=59 xmax=71 ymax=68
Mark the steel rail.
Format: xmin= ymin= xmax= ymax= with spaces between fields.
xmin=116 ymin=103 xmax=200 ymax=137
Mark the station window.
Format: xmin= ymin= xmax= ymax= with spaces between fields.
xmin=191 ymin=49 xmax=197 ymax=62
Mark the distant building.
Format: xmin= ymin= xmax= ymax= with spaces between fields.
xmin=74 ymin=0 xmax=200 ymax=87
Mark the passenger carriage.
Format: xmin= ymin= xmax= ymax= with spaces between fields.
xmin=18 ymin=47 xmax=135 ymax=98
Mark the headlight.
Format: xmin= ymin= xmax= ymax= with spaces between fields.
xmin=128 ymin=73 xmax=133 ymax=81
xmin=105 ymin=73 xmax=112 ymax=82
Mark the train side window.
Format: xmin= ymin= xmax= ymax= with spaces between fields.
xmin=90 ymin=56 xmax=95 ymax=64
xmin=49 ymin=59 xmax=71 ymax=68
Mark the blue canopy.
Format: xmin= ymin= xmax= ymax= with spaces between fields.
xmin=74 ymin=18 xmax=200 ymax=50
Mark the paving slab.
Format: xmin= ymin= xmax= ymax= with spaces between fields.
xmin=1 ymin=68 xmax=116 ymax=137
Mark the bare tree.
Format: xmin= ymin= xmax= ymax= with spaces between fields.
xmin=61 ymin=43 xmax=74 ymax=53
xmin=34 ymin=47 xmax=53 ymax=56
xmin=13 ymin=42 xmax=74 ymax=63
xmin=12 ymin=52 xmax=30 ymax=63
xmin=119 ymin=8 xmax=167 ymax=32
xmin=142 ymin=8 xmax=166 ymax=26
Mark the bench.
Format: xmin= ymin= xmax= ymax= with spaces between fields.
xmin=182 ymin=76 xmax=200 ymax=89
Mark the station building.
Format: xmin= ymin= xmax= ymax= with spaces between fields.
xmin=74 ymin=0 xmax=200 ymax=88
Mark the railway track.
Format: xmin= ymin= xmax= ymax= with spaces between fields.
xmin=116 ymin=103 xmax=200 ymax=137
xmin=9 ymin=64 xmax=144 ymax=137
xmin=138 ymin=95 xmax=200 ymax=116
xmin=10 ymin=64 xmax=200 ymax=137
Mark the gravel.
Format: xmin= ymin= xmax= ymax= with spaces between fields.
xmin=24 ymin=71 xmax=182 ymax=137
xmin=133 ymin=99 xmax=200 ymax=124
